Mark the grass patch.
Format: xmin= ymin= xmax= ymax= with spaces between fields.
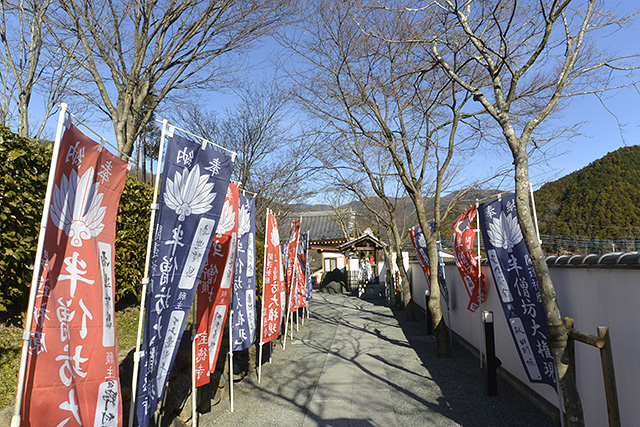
xmin=116 ymin=305 xmax=141 ymax=356
xmin=0 ymin=322 xmax=22 ymax=408
xmin=0 ymin=305 xmax=140 ymax=409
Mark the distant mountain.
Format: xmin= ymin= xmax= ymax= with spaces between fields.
xmin=292 ymin=203 xmax=333 ymax=212
xmin=289 ymin=188 xmax=501 ymax=249
xmin=534 ymin=145 xmax=640 ymax=253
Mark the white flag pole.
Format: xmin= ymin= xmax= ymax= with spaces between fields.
xmin=229 ymin=309 xmax=234 ymax=412
xmin=476 ymin=201 xmax=484 ymax=370
xmin=128 ymin=119 xmax=170 ymax=427
xmin=283 ymin=306 xmax=291 ymax=349
xmin=191 ymin=301 xmax=198 ymax=427
xmin=258 ymin=209 xmax=270 ymax=383
xmin=529 ymin=183 xmax=543 ymax=245
xmin=283 ymin=265 xmax=294 ymax=348
xmin=11 ymin=103 xmax=68 ymax=427
xmin=258 ymin=341 xmax=263 ymax=383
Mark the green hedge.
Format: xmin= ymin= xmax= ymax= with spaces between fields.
xmin=115 ymin=176 xmax=153 ymax=302
xmin=0 ymin=127 xmax=52 ymax=314
xmin=0 ymin=126 xmax=153 ymax=316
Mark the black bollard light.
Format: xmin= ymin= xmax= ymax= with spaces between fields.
xmin=425 ymin=289 xmax=433 ymax=335
xmin=483 ymin=311 xmax=498 ymax=396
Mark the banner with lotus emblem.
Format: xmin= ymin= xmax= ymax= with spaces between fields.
xmin=231 ymin=192 xmax=256 ymax=351
xmin=194 ymin=183 xmax=238 ymax=386
xmin=479 ymin=195 xmax=556 ymax=388
xmin=410 ymin=225 xmax=450 ymax=306
xmin=21 ymin=124 xmax=128 ymax=427
xmin=296 ymin=232 xmax=308 ymax=308
xmin=285 ymin=219 xmax=301 ymax=312
xmin=452 ymin=206 xmax=487 ymax=312
xmin=135 ymin=133 xmax=233 ymax=427
xmin=305 ymin=234 xmax=313 ymax=302
xmin=260 ymin=211 xmax=286 ymax=343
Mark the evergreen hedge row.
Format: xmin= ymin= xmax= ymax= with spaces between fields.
xmin=0 ymin=126 xmax=152 ymax=317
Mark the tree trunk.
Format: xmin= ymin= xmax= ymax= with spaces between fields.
xmin=425 ymin=234 xmax=451 ymax=357
xmin=389 ymin=220 xmax=416 ymax=320
xmin=18 ymin=91 xmax=30 ymax=138
xmin=512 ymin=144 xmax=584 ymax=426
xmin=411 ymin=195 xmax=451 ymax=357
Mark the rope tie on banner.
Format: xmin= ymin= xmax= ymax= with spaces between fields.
xmin=474 ymin=192 xmax=506 ymax=205
xmin=155 ymin=119 xmax=236 ymax=159
xmin=230 ymin=180 xmax=257 ymax=197
xmin=67 ymin=111 xmax=135 ymax=162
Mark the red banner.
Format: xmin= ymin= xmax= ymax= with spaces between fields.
xmin=194 ymin=183 xmax=238 ymax=387
xmin=453 ymin=205 xmax=488 ymax=312
xmin=296 ymin=259 xmax=307 ymax=308
xmin=21 ymin=124 xmax=128 ymax=426
xmin=260 ymin=211 xmax=285 ymax=343
xmin=285 ymin=219 xmax=300 ymax=313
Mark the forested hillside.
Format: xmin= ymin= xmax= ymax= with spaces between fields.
xmin=534 ymin=145 xmax=640 ymax=254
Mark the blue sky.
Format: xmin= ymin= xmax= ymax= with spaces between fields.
xmin=28 ymin=2 xmax=639 ymax=196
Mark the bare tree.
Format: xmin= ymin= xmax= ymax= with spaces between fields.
xmin=284 ymin=0 xmax=487 ymax=356
xmin=176 ymin=80 xmax=316 ymax=233
xmin=425 ymin=1 xmax=640 ymax=424
xmin=318 ymin=135 xmax=417 ymax=316
xmin=49 ymin=0 xmax=293 ymax=157
xmin=0 ymin=0 xmax=78 ymax=138
xmin=323 ymin=191 xmax=357 ymax=240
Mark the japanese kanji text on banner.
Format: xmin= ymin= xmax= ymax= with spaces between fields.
xmin=452 ymin=206 xmax=488 ymax=312
xmin=285 ymin=219 xmax=301 ymax=312
xmin=478 ymin=195 xmax=557 ymax=388
xmin=231 ymin=192 xmax=257 ymax=351
xmin=135 ymin=133 xmax=233 ymax=427
xmin=194 ymin=183 xmax=238 ymax=387
xmin=260 ymin=211 xmax=285 ymax=343
xmin=21 ymin=124 xmax=129 ymax=427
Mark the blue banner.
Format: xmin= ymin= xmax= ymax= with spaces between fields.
xmin=136 ymin=133 xmax=233 ymax=426
xmin=478 ymin=195 xmax=556 ymax=388
xmin=297 ymin=232 xmax=308 ymax=306
xmin=231 ymin=193 xmax=256 ymax=351
xmin=305 ymin=233 xmax=313 ymax=301
xmin=414 ymin=224 xmax=449 ymax=306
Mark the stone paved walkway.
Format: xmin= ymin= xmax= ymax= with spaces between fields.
xmin=199 ymin=292 xmax=555 ymax=426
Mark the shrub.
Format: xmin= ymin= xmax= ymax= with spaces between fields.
xmin=0 ymin=125 xmax=154 ymax=315
xmin=0 ymin=127 xmax=51 ymax=316
xmin=115 ymin=176 xmax=153 ymax=303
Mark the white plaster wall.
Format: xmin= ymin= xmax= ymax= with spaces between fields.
xmin=409 ymin=260 xmax=430 ymax=308
xmin=549 ymin=267 xmax=640 ymax=427
xmin=323 ymin=253 xmax=346 ymax=270
xmin=410 ymin=262 xmax=640 ymax=426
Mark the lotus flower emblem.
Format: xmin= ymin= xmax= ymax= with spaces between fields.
xmin=237 ymin=203 xmax=250 ymax=237
xmin=486 ymin=211 xmax=523 ymax=252
xmin=455 ymin=217 xmax=471 ymax=235
xmin=51 ymin=167 xmax=106 ymax=247
xmin=270 ymin=224 xmax=280 ymax=248
xmin=164 ymin=164 xmax=216 ymax=221
xmin=215 ymin=199 xmax=235 ymax=238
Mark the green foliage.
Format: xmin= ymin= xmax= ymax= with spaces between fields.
xmin=0 ymin=127 xmax=51 ymax=315
xmin=0 ymin=321 xmax=22 ymax=407
xmin=0 ymin=125 xmax=154 ymax=316
xmin=535 ymin=145 xmax=640 ymax=253
xmin=115 ymin=176 xmax=153 ymax=302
